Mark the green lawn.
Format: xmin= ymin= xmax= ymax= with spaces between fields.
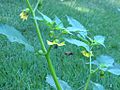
xmin=0 ymin=0 xmax=120 ymax=90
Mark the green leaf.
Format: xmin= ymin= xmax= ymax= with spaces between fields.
xmin=91 ymin=81 xmax=105 ymax=90
xmin=67 ymin=16 xmax=84 ymax=28
xmin=62 ymin=30 xmax=72 ymax=35
xmin=65 ymin=38 xmax=90 ymax=51
xmin=34 ymin=16 xmax=43 ymax=21
xmin=94 ymin=35 xmax=105 ymax=47
xmin=54 ymin=16 xmax=64 ymax=29
xmin=107 ymin=63 xmax=120 ymax=75
xmin=67 ymin=27 xmax=86 ymax=32
xmin=37 ymin=10 xmax=53 ymax=23
xmin=46 ymin=75 xmax=72 ymax=90
xmin=92 ymin=55 xmax=120 ymax=75
xmin=0 ymin=24 xmax=34 ymax=52
xmin=92 ymin=55 xmax=114 ymax=68
xmin=66 ymin=16 xmax=87 ymax=37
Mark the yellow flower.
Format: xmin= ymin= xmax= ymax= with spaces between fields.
xmin=47 ymin=40 xmax=56 ymax=45
xmin=20 ymin=11 xmax=28 ymax=21
xmin=47 ymin=40 xmax=65 ymax=46
xmin=81 ymin=50 xmax=93 ymax=58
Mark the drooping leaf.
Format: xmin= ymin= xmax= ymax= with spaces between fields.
xmin=91 ymin=81 xmax=105 ymax=90
xmin=54 ymin=16 xmax=64 ymax=29
xmin=46 ymin=75 xmax=72 ymax=90
xmin=0 ymin=24 xmax=34 ymax=52
xmin=37 ymin=10 xmax=53 ymax=23
xmin=94 ymin=35 xmax=105 ymax=47
xmin=65 ymin=38 xmax=90 ymax=51
xmin=66 ymin=16 xmax=87 ymax=37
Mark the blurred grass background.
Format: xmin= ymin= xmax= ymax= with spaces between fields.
xmin=0 ymin=0 xmax=120 ymax=90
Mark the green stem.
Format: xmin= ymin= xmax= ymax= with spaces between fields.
xmin=45 ymin=54 xmax=61 ymax=90
xmin=90 ymin=56 xmax=92 ymax=73
xmin=47 ymin=45 xmax=53 ymax=55
xmin=25 ymin=0 xmax=62 ymax=90
xmin=26 ymin=0 xmax=46 ymax=53
xmin=84 ymin=68 xmax=99 ymax=90
xmin=34 ymin=0 xmax=41 ymax=12
xmin=89 ymin=47 xmax=93 ymax=73
xmin=84 ymin=73 xmax=92 ymax=90
xmin=84 ymin=53 xmax=92 ymax=90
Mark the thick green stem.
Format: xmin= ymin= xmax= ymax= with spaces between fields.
xmin=45 ymin=54 xmax=62 ymax=90
xmin=25 ymin=0 xmax=62 ymax=90
xmin=26 ymin=0 xmax=46 ymax=53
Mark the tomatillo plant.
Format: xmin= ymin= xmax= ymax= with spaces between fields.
xmin=64 ymin=16 xmax=120 ymax=90
xmin=0 ymin=0 xmax=120 ymax=90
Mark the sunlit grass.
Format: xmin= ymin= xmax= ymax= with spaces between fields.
xmin=61 ymin=1 xmax=91 ymax=13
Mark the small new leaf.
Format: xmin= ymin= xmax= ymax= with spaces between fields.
xmin=38 ymin=50 xmax=46 ymax=55
xmin=94 ymin=35 xmax=105 ymax=47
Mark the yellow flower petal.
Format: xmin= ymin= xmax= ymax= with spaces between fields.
xmin=81 ymin=50 xmax=93 ymax=57
xmin=47 ymin=40 xmax=54 ymax=45
xmin=20 ymin=11 xmax=28 ymax=21
xmin=47 ymin=40 xmax=65 ymax=47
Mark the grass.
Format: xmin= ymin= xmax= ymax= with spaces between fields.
xmin=0 ymin=0 xmax=120 ymax=90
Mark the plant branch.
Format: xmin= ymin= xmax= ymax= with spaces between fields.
xmin=84 ymin=68 xmax=99 ymax=90
xmin=89 ymin=56 xmax=92 ymax=73
xmin=84 ymin=73 xmax=91 ymax=90
xmin=89 ymin=47 xmax=93 ymax=73
xmin=26 ymin=0 xmax=47 ymax=53
xmin=25 ymin=0 xmax=62 ymax=90
xmin=34 ymin=0 xmax=41 ymax=12
xmin=84 ymin=51 xmax=93 ymax=90
xmin=47 ymin=45 xmax=53 ymax=55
